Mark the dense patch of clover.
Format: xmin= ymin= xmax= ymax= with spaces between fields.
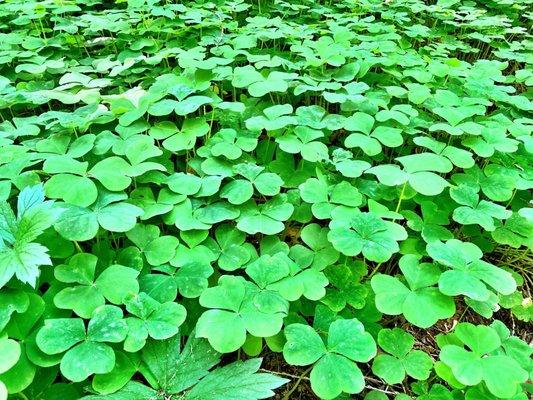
xmin=0 ymin=0 xmax=531 ymax=399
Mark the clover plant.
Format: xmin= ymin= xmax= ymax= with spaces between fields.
xmin=283 ymin=319 xmax=376 ymax=399
xmin=372 ymin=328 xmax=433 ymax=385
xmin=0 ymin=0 xmax=531 ymax=398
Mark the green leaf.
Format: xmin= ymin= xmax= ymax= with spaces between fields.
xmin=146 ymin=302 xmax=186 ymax=340
xmin=440 ymin=323 xmax=528 ymax=398
xmin=44 ymin=174 xmax=97 ymax=207
xmin=97 ymin=203 xmax=144 ymax=232
xmin=54 ymin=204 xmax=99 ymax=241
xmin=283 ymin=324 xmax=326 ymax=366
xmin=95 ymin=265 xmax=140 ymax=304
xmin=89 ymin=157 xmax=132 ymax=191
xmin=343 ymin=112 xmax=374 ymax=134
xmin=372 ymin=328 xmax=432 ymax=384
xmin=0 ymin=349 xmax=35 ymax=393
xmin=199 ymin=275 xmax=245 ymax=312
xmin=328 ymin=213 xmax=407 ymax=262
xmin=0 ymin=290 xmax=29 ymax=332
xmin=284 ymin=319 xmax=375 ymax=399
xmin=372 ymin=354 xmax=404 ymax=384
xmin=371 ymin=255 xmax=455 ymax=328
xmin=53 ymin=285 xmax=104 ymax=319
xmin=409 ymin=171 xmax=450 ymax=196
xmin=61 ymin=341 xmax=115 ymax=382
xmin=144 ymin=236 xmax=179 ymax=266
xmin=196 ymin=310 xmax=247 ymax=353
xmin=299 ymin=178 xmax=328 ymax=203
xmin=197 ymin=275 xmax=287 ymax=352
xmin=183 ymin=358 xmax=288 ymax=400
xmin=0 ymin=185 xmax=62 ymax=287
xmin=87 ymin=305 xmax=128 ymax=343
xmin=327 ymin=319 xmax=376 ymax=362
xmin=396 ymin=153 xmax=452 ymax=174
xmin=404 ymin=350 xmax=433 ymax=380
xmin=0 ymin=242 xmax=52 ymax=288
xmin=55 ymin=253 xmax=97 ymax=284
xmin=220 ymin=180 xmax=254 ymax=204
xmin=377 ymin=328 xmax=414 ymax=358
xmin=36 ymin=318 xmax=85 ymax=354
xmin=167 ymin=173 xmax=203 ymax=196
xmin=452 ymin=200 xmax=511 ymax=232
xmin=213 ymin=224 xmax=251 ymax=271
xmin=92 ymin=351 xmax=138 ymax=395
xmin=237 ymin=195 xmax=294 ymax=235
xmin=427 ymin=239 xmax=517 ymax=301
xmin=482 ymin=356 xmax=529 ymax=398
xmin=0 ymin=336 xmax=20 ymax=374
xmin=310 ymin=353 xmax=365 ymax=400
xmin=82 ymin=382 xmax=161 ymax=400
xmin=440 ymin=345 xmax=527 ymax=398
xmin=142 ymin=335 xmax=219 ymax=394
xmin=454 ymin=323 xmax=501 ymax=356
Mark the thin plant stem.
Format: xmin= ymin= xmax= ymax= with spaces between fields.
xmin=281 ymin=366 xmax=313 ymax=400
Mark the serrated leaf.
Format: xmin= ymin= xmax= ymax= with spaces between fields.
xmin=183 ymin=358 xmax=288 ymax=400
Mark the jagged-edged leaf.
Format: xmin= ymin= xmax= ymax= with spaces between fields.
xmin=183 ymin=358 xmax=288 ymax=400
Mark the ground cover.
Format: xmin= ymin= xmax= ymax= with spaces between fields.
xmin=0 ymin=0 xmax=531 ymax=399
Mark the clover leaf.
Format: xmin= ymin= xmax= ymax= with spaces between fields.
xmin=450 ymin=185 xmax=512 ymax=231
xmin=152 ymin=118 xmax=209 ymax=153
xmin=452 ymin=166 xmax=515 ymax=202
xmin=246 ymin=252 xmax=329 ymax=301
xmin=289 ymin=224 xmax=339 ymax=270
xmin=89 ymin=156 xmax=135 ymax=192
xmin=123 ymin=292 xmax=186 ymax=352
xmin=432 ymin=104 xmax=485 ymax=127
xmin=196 ymin=275 xmax=288 ymax=353
xmin=54 ymin=253 xmax=140 ymax=318
xmin=205 ymin=128 xmax=258 ymax=160
xmin=414 ymin=136 xmax=475 ymax=169
xmin=54 ymin=189 xmax=144 ymax=241
xmin=237 ymin=194 xmax=294 ymax=235
xmin=0 ymin=336 xmax=20 ymax=374
xmin=427 ymin=239 xmax=517 ymax=301
xmin=36 ymin=305 xmax=128 ymax=382
xmin=232 ymin=66 xmax=295 ymax=97
xmin=148 ymin=94 xmax=213 ymax=117
xmin=404 ymin=199 xmax=454 ymax=244
xmin=0 ymin=289 xmax=30 ymax=332
xmin=331 ymin=149 xmax=371 ymax=178
xmin=44 ymin=172 xmax=98 ymax=208
xmin=276 ymin=126 xmax=329 ymax=162
xmin=328 ymin=212 xmax=407 ymax=262
xmin=209 ymin=224 xmax=254 ymax=271
xmin=371 ymin=254 xmax=455 ymax=328
xmin=220 ymin=163 xmax=283 ymax=205
xmin=166 ymin=245 xmax=214 ymax=298
xmin=283 ymin=319 xmax=376 ymax=399
xmin=372 ymin=328 xmax=433 ymax=384
xmin=299 ymin=177 xmax=362 ymax=219
xmin=344 ymin=113 xmax=403 ymax=156
xmin=462 ymin=129 xmax=519 ymax=158
xmin=126 ymin=224 xmax=180 ymax=266
xmin=295 ymin=105 xmax=345 ymax=131
xmin=492 ymin=212 xmax=533 ymax=249
xmin=245 ymin=104 xmax=296 ymax=132
xmin=321 ymin=260 xmax=367 ymax=312
xmin=367 ymin=163 xmax=450 ymax=197
xmin=439 ymin=323 xmax=528 ymax=398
